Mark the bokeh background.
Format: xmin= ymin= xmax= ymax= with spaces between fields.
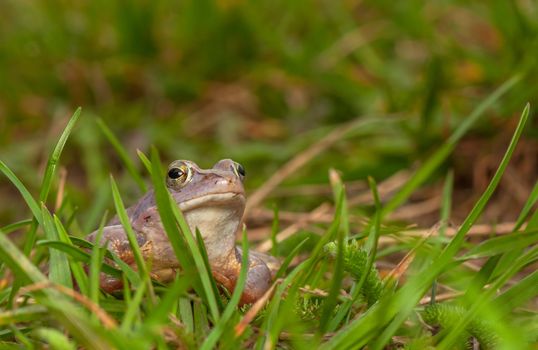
xmin=1 ymin=0 xmax=537 ymax=234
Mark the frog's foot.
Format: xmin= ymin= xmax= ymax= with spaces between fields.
xmin=99 ymin=274 xmax=124 ymax=294
xmin=240 ymin=254 xmax=273 ymax=304
xmin=218 ymin=248 xmax=273 ymax=305
xmin=238 ymin=247 xmax=281 ymax=279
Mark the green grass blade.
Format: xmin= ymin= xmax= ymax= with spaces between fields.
xmin=494 ymin=269 xmax=538 ymax=312
xmin=461 ymin=230 xmax=538 ymax=260
xmin=327 ymin=177 xmax=383 ymax=331
xmin=36 ymin=240 xmax=121 ymax=277
xmin=144 ymin=276 xmax=190 ymax=329
xmin=0 ymin=305 xmax=48 ymax=326
xmin=53 ymin=215 xmax=89 ymax=295
xmin=319 ymin=178 xmax=347 ymax=332
xmin=179 ymin=297 xmax=194 ymax=334
xmin=439 ymin=103 xmax=530 ymax=258
xmin=374 ymin=103 xmax=532 ymax=349
xmin=136 ymin=149 xmax=152 ymax=174
xmin=0 ymin=219 xmax=33 ymax=235
xmin=0 ymin=230 xmax=113 ymax=349
xmin=110 ymin=175 xmax=153 ymax=299
xmin=439 ymin=246 xmax=538 ymax=349
xmin=89 ymin=216 xmax=108 ymax=305
xmin=194 ymin=229 xmax=223 ymax=310
xmin=0 ymin=229 xmax=48 ymax=285
xmin=0 ymin=160 xmax=42 ymax=225
xmin=149 ymin=147 xmax=219 ymax=321
xmin=259 ymin=261 xmax=310 ymax=349
xmin=274 ymin=237 xmax=309 ymax=279
xmin=201 ymin=230 xmax=250 ymax=350
xmin=514 ymin=180 xmax=538 ymax=231
xmin=97 ymin=119 xmax=147 ymax=192
xmin=382 ymin=74 xmax=521 ymax=216
xmin=35 ymin=327 xmax=76 ymax=350
xmin=121 ymin=276 xmax=147 ymax=331
xmin=41 ymin=205 xmax=72 ymax=288
xmin=39 ymin=107 xmax=81 ymax=203
xmin=170 ymin=202 xmax=221 ymax=322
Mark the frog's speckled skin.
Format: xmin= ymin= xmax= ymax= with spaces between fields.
xmin=86 ymin=159 xmax=278 ymax=304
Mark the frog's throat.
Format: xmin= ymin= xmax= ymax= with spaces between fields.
xmin=178 ymin=192 xmax=245 ymax=212
xmin=181 ymin=193 xmax=245 ymax=262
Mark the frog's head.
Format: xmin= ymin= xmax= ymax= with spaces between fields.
xmin=166 ymin=159 xmax=246 ymax=260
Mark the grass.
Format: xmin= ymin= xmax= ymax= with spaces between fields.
xmin=1 ymin=0 xmax=538 ymax=348
xmin=1 ymin=103 xmax=537 ymax=348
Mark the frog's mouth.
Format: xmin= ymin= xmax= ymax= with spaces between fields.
xmin=178 ymin=192 xmax=245 ymax=212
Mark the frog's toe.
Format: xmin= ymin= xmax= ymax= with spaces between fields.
xmin=100 ymin=274 xmax=124 ymax=294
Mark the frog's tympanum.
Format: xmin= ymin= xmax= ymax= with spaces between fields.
xmin=86 ymin=159 xmax=279 ymax=304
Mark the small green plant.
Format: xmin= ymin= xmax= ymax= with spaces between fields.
xmin=323 ymin=240 xmax=383 ymax=306
xmin=422 ymin=303 xmax=497 ymax=349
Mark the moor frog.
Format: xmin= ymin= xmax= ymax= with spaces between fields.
xmin=86 ymin=159 xmax=279 ymax=304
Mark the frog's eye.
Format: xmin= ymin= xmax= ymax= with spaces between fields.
xmin=232 ymin=162 xmax=246 ymax=179
xmin=167 ymin=163 xmax=192 ymax=188
xmin=168 ymin=168 xmax=184 ymax=179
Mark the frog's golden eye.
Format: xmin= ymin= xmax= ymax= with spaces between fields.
xmin=232 ymin=162 xmax=246 ymax=179
xmin=167 ymin=163 xmax=191 ymax=187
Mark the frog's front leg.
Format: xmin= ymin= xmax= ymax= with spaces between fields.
xmin=86 ymin=225 xmax=151 ymax=293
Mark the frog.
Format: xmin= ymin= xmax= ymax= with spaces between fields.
xmin=86 ymin=159 xmax=279 ymax=305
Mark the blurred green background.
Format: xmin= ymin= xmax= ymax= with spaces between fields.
xmin=0 ymin=0 xmax=537 ymax=231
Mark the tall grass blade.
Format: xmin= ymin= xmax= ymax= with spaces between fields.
xmin=39 ymin=107 xmax=81 ymax=203
xmin=144 ymin=276 xmax=190 ymax=328
xmin=36 ymin=239 xmax=121 ymax=277
xmin=97 ymin=119 xmax=147 ymax=192
xmin=201 ymin=230 xmax=250 ymax=349
xmin=0 ymin=161 xmax=41 ymax=225
xmin=121 ymin=276 xmax=147 ymax=331
xmin=41 ymin=205 xmax=72 ymax=288
xmin=53 ymin=215 xmax=89 ymax=295
xmin=149 ymin=147 xmax=219 ymax=321
xmin=382 ymin=74 xmax=521 ymax=216
xmin=110 ymin=175 xmax=154 ymax=299
xmin=319 ymin=174 xmax=347 ymax=332
xmin=0 ymin=219 xmax=33 ymax=235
